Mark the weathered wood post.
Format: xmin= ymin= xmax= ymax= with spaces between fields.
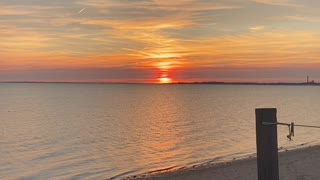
xmin=256 ymin=108 xmax=279 ymax=180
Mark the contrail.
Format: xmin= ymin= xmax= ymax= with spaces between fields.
xmin=78 ymin=8 xmax=86 ymax=13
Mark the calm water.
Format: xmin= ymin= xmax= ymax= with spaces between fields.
xmin=1 ymin=83 xmax=320 ymax=179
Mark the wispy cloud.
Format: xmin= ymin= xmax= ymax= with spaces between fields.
xmin=249 ymin=26 xmax=266 ymax=31
xmin=251 ymin=0 xmax=302 ymax=7
xmin=284 ymin=15 xmax=320 ymax=22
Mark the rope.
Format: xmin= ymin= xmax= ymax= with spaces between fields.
xmin=294 ymin=124 xmax=320 ymax=128
xmin=262 ymin=121 xmax=320 ymax=141
xmin=262 ymin=122 xmax=320 ymax=129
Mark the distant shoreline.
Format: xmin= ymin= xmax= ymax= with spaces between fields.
xmin=177 ymin=81 xmax=320 ymax=86
xmin=0 ymin=81 xmax=319 ymax=86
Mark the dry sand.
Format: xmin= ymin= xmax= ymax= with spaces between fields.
xmin=129 ymin=145 xmax=320 ymax=180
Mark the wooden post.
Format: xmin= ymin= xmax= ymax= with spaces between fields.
xmin=256 ymin=108 xmax=279 ymax=180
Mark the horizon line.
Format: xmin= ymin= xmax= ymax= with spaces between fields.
xmin=0 ymin=81 xmax=318 ymax=85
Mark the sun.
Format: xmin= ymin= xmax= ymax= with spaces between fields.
xmin=154 ymin=61 xmax=175 ymax=84
xmin=159 ymin=77 xmax=172 ymax=84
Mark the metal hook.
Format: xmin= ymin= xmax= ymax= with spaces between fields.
xmin=286 ymin=122 xmax=294 ymax=141
xmin=287 ymin=124 xmax=292 ymax=141
xmin=291 ymin=122 xmax=294 ymax=137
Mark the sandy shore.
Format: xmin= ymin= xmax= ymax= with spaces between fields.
xmin=129 ymin=145 xmax=320 ymax=180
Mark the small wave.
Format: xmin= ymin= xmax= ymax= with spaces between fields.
xmin=110 ymin=169 xmax=141 ymax=180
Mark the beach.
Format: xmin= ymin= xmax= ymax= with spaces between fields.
xmin=130 ymin=145 xmax=320 ymax=180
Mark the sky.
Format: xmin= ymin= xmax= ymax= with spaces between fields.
xmin=1 ymin=0 xmax=320 ymax=83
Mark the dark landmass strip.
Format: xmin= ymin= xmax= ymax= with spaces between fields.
xmin=176 ymin=81 xmax=320 ymax=85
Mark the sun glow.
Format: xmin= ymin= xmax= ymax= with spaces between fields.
xmin=159 ymin=77 xmax=172 ymax=84
xmin=157 ymin=72 xmax=173 ymax=84
xmin=156 ymin=62 xmax=173 ymax=70
xmin=154 ymin=61 xmax=175 ymax=84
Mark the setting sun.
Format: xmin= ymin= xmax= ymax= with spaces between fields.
xmin=159 ymin=77 xmax=172 ymax=84
xmin=155 ymin=61 xmax=174 ymax=84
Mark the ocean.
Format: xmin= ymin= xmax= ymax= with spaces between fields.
xmin=1 ymin=83 xmax=319 ymax=179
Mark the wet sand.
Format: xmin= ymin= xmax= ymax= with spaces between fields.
xmin=129 ymin=145 xmax=320 ymax=180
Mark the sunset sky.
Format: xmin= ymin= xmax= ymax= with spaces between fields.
xmin=1 ymin=0 xmax=320 ymax=83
